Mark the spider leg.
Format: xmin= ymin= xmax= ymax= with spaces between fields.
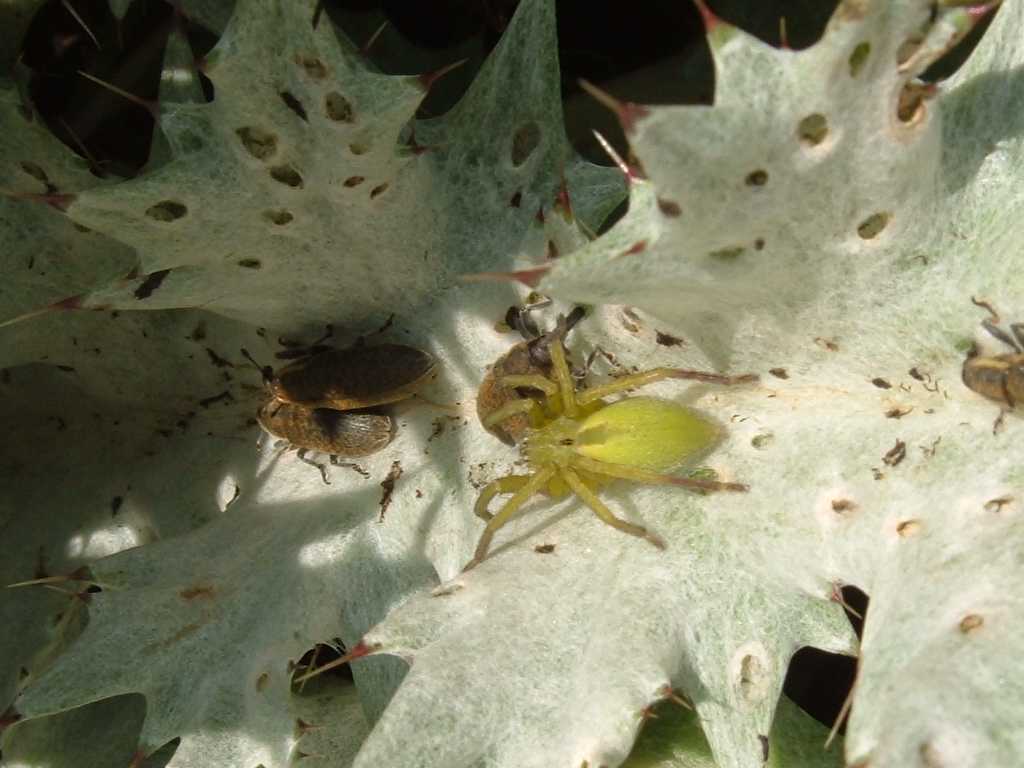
xmin=474 ymin=474 xmax=532 ymax=521
xmin=577 ymin=368 xmax=758 ymax=405
xmin=482 ymin=397 xmax=545 ymax=429
xmin=548 ymin=338 xmax=579 ymax=417
xmin=464 ymin=465 xmax=556 ymax=571
xmin=497 ymin=374 xmax=559 ymax=395
xmin=560 ymin=467 xmax=665 ymax=549
xmin=297 ymin=448 xmax=330 ymax=484
xmin=573 ymin=455 xmax=748 ymax=492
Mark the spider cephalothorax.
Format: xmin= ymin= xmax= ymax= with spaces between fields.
xmin=466 ymin=328 xmax=758 ymax=570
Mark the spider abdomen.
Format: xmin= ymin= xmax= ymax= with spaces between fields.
xmin=575 ymin=397 xmax=718 ymax=471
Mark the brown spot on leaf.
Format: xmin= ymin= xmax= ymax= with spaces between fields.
xmin=984 ymin=495 xmax=1013 ymax=513
xmin=882 ymin=439 xmax=906 ymax=466
xmin=959 ymin=614 xmax=984 ymax=634
xmin=896 ymin=519 xmax=921 ymax=537
xmin=180 ymin=585 xmax=215 ymax=600
xmin=885 ymin=405 xmax=913 ymax=419
xmin=325 ymin=92 xmax=354 ymax=122
xmin=269 ymin=164 xmax=304 ymax=188
xmin=378 ymin=460 xmax=402 ymax=522
xmin=657 ymin=198 xmax=681 ymax=217
xmin=655 ymin=330 xmax=684 ymax=347
xmin=235 ymin=126 xmax=278 ymax=160
xmin=745 ymin=169 xmax=768 ymax=186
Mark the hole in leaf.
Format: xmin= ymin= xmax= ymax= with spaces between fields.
xmin=291 ymin=642 xmax=353 ymax=688
xmin=370 ymin=183 xmax=388 ymax=198
xmin=559 ymin=2 xmax=710 ymax=165
xmin=295 ymin=53 xmax=328 ymax=80
xmin=797 ymin=113 xmax=828 ymax=146
xmin=709 ymin=0 xmax=839 ymax=49
xmin=841 ymin=585 xmax=868 ymax=637
xmin=745 ymin=169 xmax=768 ymax=186
xmin=145 ymin=200 xmax=187 ymax=221
xmin=19 ymin=161 xmax=49 ymax=185
xmin=754 ymin=237 xmax=765 ymax=250
xmin=511 ymin=122 xmax=541 ymax=166
xmin=235 ymin=126 xmax=278 ymax=160
xmin=857 ymin=212 xmax=890 ymax=239
xmin=343 ymin=176 xmax=365 ymax=188
xmin=510 ymin=190 xmax=522 ymax=208
xmin=263 ymin=210 xmax=293 ymax=226
xmin=325 ymin=92 xmax=354 ymax=123
xmin=783 ymin=647 xmax=857 ymax=731
xmin=897 ymin=82 xmax=928 ymax=124
xmin=848 ymin=41 xmax=871 ymax=77
xmin=269 ymin=164 xmax=304 ymax=188
xmin=920 ymin=4 xmax=999 ymax=81
xmin=238 ymin=259 xmax=262 ymax=269
xmin=279 ymin=91 xmax=308 ymax=122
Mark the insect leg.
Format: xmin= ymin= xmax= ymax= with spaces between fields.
xmin=497 ymin=374 xmax=558 ymax=395
xmin=474 ymin=474 xmax=532 ymax=521
xmin=559 ymin=467 xmax=665 ymax=549
xmin=297 ymin=448 xmax=331 ymax=484
xmin=577 ymin=368 xmax=758 ymax=406
xmin=329 ymin=455 xmax=370 ymax=479
xmin=482 ymin=397 xmax=544 ymax=429
xmin=464 ymin=466 xmax=556 ymax=571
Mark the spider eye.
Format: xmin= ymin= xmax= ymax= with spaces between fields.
xmin=559 ymin=438 xmax=575 ymax=446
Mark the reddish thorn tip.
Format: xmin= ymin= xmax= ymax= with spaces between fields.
xmin=52 ymin=294 xmax=86 ymax=311
xmin=418 ymin=59 xmax=466 ymax=91
xmin=693 ymin=0 xmax=720 ymax=32
xmin=459 ymin=266 xmax=550 ymax=288
xmin=0 ymin=707 xmax=22 ymax=732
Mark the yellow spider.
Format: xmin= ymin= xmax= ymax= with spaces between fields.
xmin=465 ymin=331 xmax=757 ymax=570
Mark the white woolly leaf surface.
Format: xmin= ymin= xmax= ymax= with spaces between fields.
xmin=536 ymin=1 xmax=1024 ymax=767
xmin=3 ymin=1 xmax=1020 ymax=768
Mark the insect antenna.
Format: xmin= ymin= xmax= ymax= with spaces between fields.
xmin=981 ymin=320 xmax=1022 ymax=352
xmin=527 ymin=305 xmax=587 ymax=367
xmin=239 ymin=348 xmax=273 ymax=384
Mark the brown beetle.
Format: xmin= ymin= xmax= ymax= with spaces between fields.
xmin=476 ymin=307 xmax=585 ymax=445
xmin=242 ymin=336 xmax=436 ymax=483
xmin=963 ymin=319 xmax=1024 ymax=407
xmin=248 ymin=342 xmax=436 ymax=411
